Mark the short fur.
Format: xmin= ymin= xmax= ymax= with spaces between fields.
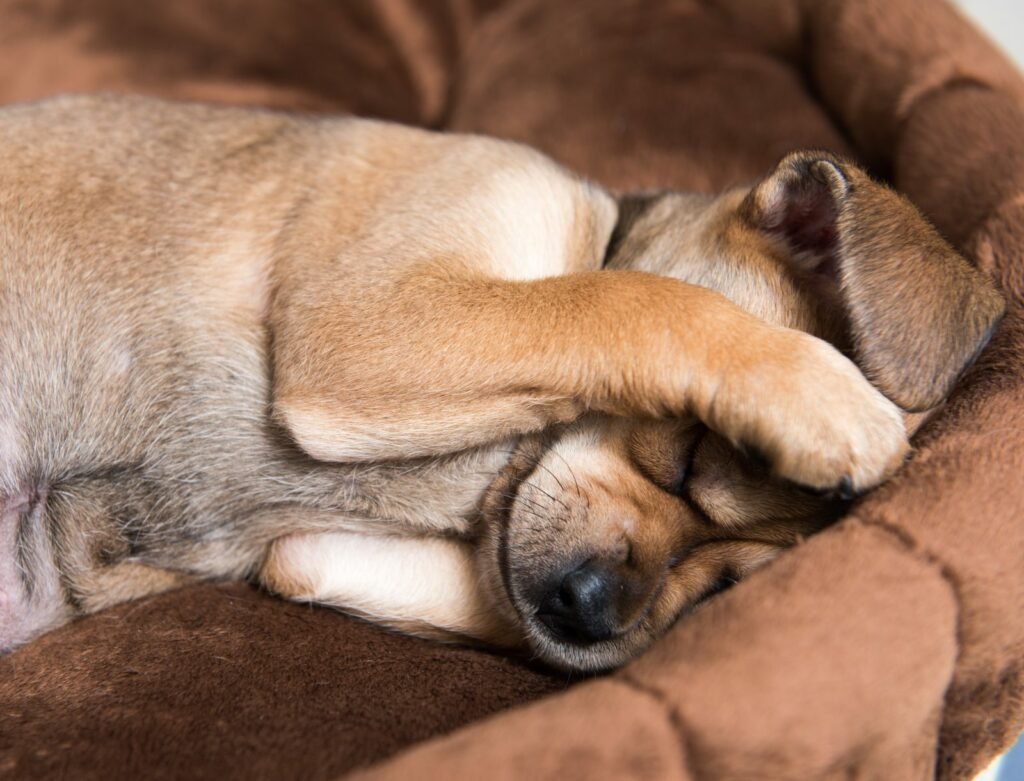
xmin=0 ymin=95 xmax=1003 ymax=670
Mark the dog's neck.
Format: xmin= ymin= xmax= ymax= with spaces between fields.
xmin=602 ymin=192 xmax=668 ymax=268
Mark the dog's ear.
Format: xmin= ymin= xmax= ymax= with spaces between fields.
xmin=740 ymin=151 xmax=1005 ymax=411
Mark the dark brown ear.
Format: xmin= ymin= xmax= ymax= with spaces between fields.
xmin=740 ymin=151 xmax=1006 ymax=411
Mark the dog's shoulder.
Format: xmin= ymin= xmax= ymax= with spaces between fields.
xmin=305 ymin=118 xmax=620 ymax=280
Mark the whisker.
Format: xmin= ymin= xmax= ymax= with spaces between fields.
xmin=523 ymin=481 xmax=571 ymax=513
xmin=530 ymin=459 xmax=567 ymax=494
xmin=484 ymin=488 xmax=555 ymax=518
xmin=547 ymin=447 xmax=583 ymax=500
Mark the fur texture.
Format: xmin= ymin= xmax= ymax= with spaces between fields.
xmin=0 ymin=95 xmax=1002 ymax=671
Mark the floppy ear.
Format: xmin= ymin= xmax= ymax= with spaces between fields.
xmin=740 ymin=151 xmax=1006 ymax=411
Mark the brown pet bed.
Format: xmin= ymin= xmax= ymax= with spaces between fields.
xmin=1 ymin=1 xmax=1022 ymax=779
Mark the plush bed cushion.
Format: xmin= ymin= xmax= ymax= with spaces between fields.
xmin=1 ymin=1 xmax=1022 ymax=779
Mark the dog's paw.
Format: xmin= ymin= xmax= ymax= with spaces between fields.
xmin=713 ymin=330 xmax=910 ymax=494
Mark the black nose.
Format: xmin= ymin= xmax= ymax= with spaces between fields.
xmin=536 ymin=562 xmax=619 ymax=644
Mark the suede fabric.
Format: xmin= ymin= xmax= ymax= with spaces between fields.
xmin=0 ymin=1 xmax=1021 ymax=779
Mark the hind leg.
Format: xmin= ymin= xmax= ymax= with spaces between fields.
xmin=260 ymin=531 xmax=521 ymax=646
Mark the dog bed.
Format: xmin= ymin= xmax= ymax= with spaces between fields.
xmin=1 ymin=1 xmax=1022 ymax=779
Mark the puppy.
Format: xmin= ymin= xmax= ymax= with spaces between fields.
xmin=0 ymin=95 xmax=1003 ymax=671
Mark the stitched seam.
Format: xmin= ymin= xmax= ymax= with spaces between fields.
xmin=851 ymin=511 xmax=963 ymax=604
xmin=850 ymin=512 xmax=966 ymax=771
xmin=895 ymin=80 xmax=1024 ymax=265
xmin=611 ymin=674 xmax=702 ymax=781
xmin=850 ymin=511 xmax=964 ymax=665
xmin=896 ymin=74 xmax=994 ymax=128
xmin=858 ymin=509 xmax=1024 ymax=778
xmin=967 ymin=195 xmax=1024 ymax=269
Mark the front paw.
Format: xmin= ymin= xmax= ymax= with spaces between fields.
xmin=714 ymin=331 xmax=910 ymax=494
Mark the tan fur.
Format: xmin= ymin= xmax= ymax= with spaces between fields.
xmin=77 ymin=564 xmax=195 ymax=613
xmin=0 ymin=96 xmax=1003 ymax=669
xmin=263 ymin=532 xmax=520 ymax=646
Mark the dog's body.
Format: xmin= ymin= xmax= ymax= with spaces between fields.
xmin=0 ymin=95 xmax=1003 ymax=669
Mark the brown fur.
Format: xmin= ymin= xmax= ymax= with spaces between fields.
xmin=0 ymin=95 xmax=1003 ymax=670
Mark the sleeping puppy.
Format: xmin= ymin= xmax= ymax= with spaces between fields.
xmin=0 ymin=95 xmax=1003 ymax=671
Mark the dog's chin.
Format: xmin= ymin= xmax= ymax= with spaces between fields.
xmin=519 ymin=615 xmax=656 ymax=673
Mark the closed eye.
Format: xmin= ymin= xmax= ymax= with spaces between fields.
xmin=629 ymin=425 xmax=706 ymax=498
xmin=698 ymin=573 xmax=740 ymax=603
xmin=661 ymin=460 xmax=689 ymax=497
xmin=667 ymin=427 xmax=708 ymax=498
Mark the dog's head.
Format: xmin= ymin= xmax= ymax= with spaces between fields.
xmin=478 ymin=152 xmax=1005 ymax=671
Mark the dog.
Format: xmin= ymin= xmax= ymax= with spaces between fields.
xmin=0 ymin=94 xmax=1003 ymax=671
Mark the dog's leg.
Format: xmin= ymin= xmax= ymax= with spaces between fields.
xmin=77 ymin=564 xmax=195 ymax=613
xmin=261 ymin=531 xmax=520 ymax=646
xmin=273 ymin=263 xmax=908 ymax=493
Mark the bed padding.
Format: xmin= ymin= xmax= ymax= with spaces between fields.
xmin=1 ymin=2 xmax=1021 ymax=779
